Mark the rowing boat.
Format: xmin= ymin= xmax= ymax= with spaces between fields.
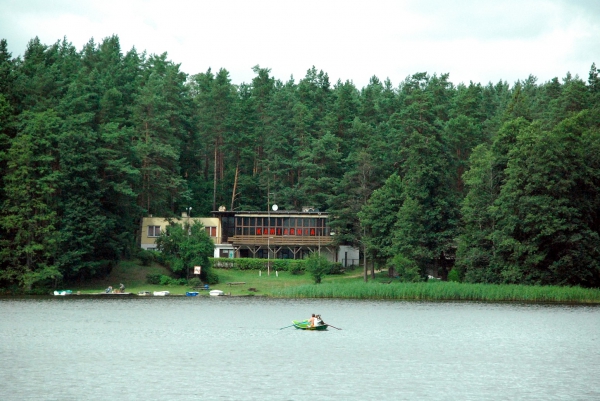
xmin=292 ymin=320 xmax=329 ymax=331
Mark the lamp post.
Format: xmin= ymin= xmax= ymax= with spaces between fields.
xmin=318 ymin=212 xmax=321 ymax=256
xmin=267 ymin=193 xmax=271 ymax=276
xmin=267 ymin=193 xmax=276 ymax=276
xmin=186 ymin=207 xmax=192 ymax=279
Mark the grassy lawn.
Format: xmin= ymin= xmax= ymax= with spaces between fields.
xmin=71 ymin=259 xmax=366 ymax=296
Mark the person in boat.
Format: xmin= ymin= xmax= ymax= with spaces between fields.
xmin=105 ymin=286 xmax=112 ymax=293
xmin=315 ymin=314 xmax=323 ymax=326
xmin=308 ymin=313 xmax=316 ymax=327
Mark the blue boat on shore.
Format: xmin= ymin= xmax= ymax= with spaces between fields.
xmin=186 ymin=291 xmax=199 ymax=297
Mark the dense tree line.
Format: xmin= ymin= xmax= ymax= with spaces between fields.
xmin=0 ymin=35 xmax=598 ymax=290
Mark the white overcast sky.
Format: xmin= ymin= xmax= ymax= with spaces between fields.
xmin=1 ymin=0 xmax=599 ymax=88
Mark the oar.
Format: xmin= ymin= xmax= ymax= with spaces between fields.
xmin=324 ymin=322 xmax=342 ymax=330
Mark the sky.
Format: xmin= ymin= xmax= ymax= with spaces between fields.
xmin=1 ymin=0 xmax=599 ymax=89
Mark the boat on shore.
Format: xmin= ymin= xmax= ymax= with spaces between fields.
xmin=186 ymin=291 xmax=199 ymax=297
xmin=53 ymin=290 xmax=73 ymax=296
xmin=209 ymin=290 xmax=224 ymax=296
xmin=292 ymin=320 xmax=329 ymax=331
xmin=153 ymin=291 xmax=170 ymax=296
xmin=98 ymin=292 xmax=133 ymax=296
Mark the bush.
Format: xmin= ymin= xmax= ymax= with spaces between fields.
xmin=209 ymin=257 xmax=307 ymax=273
xmin=146 ymin=274 xmax=162 ymax=285
xmin=188 ymin=277 xmax=202 ymax=288
xmin=447 ymin=269 xmax=461 ymax=282
xmin=210 ymin=258 xmax=235 ymax=269
xmin=305 ymin=253 xmax=330 ymax=284
xmin=205 ymin=269 xmax=220 ymax=285
xmin=153 ymin=251 xmax=169 ymax=266
xmin=147 ymin=274 xmax=186 ymax=286
xmin=289 ymin=260 xmax=305 ymax=275
xmin=388 ymin=255 xmax=422 ymax=283
xmin=328 ymin=262 xmax=344 ymax=275
xmin=272 ymin=259 xmax=290 ymax=272
xmin=137 ymin=250 xmax=155 ymax=266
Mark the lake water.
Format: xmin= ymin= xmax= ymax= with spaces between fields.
xmin=1 ymin=296 xmax=599 ymax=400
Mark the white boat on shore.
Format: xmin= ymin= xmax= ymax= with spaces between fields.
xmin=153 ymin=291 xmax=170 ymax=296
xmin=209 ymin=290 xmax=224 ymax=296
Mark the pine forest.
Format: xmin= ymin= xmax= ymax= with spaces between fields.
xmin=1 ymin=36 xmax=599 ymax=291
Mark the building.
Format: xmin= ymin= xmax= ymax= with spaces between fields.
xmin=140 ymin=207 xmax=359 ymax=266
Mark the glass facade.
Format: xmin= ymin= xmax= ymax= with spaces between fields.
xmin=234 ymin=216 xmax=330 ymax=237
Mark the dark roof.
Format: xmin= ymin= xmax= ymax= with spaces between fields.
xmin=211 ymin=210 xmax=327 ymax=216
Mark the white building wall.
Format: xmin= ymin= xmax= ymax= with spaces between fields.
xmin=338 ymin=245 xmax=360 ymax=266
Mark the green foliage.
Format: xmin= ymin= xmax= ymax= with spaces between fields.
xmin=447 ymin=269 xmax=461 ymax=282
xmin=159 ymin=275 xmax=187 ymax=286
xmin=328 ymin=262 xmax=345 ymax=275
xmin=145 ymin=274 xmax=162 ymax=285
xmin=305 ymin=253 xmax=330 ymax=284
xmin=288 ymin=260 xmax=306 ymax=275
xmin=359 ymin=173 xmax=403 ymax=260
xmin=146 ymin=274 xmax=187 ymax=286
xmin=388 ymin=254 xmax=423 ymax=283
xmin=274 ymin=281 xmax=600 ymax=303
xmin=210 ymin=257 xmax=307 ymax=273
xmin=205 ymin=269 xmax=220 ymax=285
xmin=155 ymin=221 xmax=214 ymax=280
xmin=1 ymin=34 xmax=599 ymax=290
xmin=137 ymin=250 xmax=155 ymax=266
xmin=272 ymin=259 xmax=290 ymax=272
xmin=491 ymin=112 xmax=600 ymax=286
xmin=187 ymin=277 xmax=202 ymax=288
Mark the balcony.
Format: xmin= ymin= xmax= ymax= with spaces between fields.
xmin=230 ymin=235 xmax=334 ymax=247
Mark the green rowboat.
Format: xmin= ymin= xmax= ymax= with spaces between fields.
xmin=292 ymin=320 xmax=329 ymax=331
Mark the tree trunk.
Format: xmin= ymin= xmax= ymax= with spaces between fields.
xmin=231 ymin=162 xmax=239 ymax=211
xmin=363 ymin=245 xmax=368 ymax=282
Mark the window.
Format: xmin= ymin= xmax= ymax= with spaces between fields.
xmin=148 ymin=226 xmax=161 ymax=237
xmin=205 ymin=227 xmax=217 ymax=237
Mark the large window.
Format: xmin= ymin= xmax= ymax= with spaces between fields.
xmin=234 ymin=216 xmax=330 ymax=237
xmin=148 ymin=226 xmax=161 ymax=237
xmin=205 ymin=227 xmax=217 ymax=237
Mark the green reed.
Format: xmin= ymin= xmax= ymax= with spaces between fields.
xmin=272 ymin=281 xmax=600 ymax=303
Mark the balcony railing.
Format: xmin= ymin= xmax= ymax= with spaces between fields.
xmin=231 ymin=235 xmax=334 ymax=247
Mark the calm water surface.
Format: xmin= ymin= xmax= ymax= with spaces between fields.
xmin=1 ymin=296 xmax=598 ymax=400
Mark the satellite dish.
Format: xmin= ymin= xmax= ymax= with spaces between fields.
xmin=272 ymin=204 xmax=278 ymax=211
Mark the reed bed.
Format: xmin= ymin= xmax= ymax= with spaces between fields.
xmin=272 ymin=281 xmax=600 ymax=303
